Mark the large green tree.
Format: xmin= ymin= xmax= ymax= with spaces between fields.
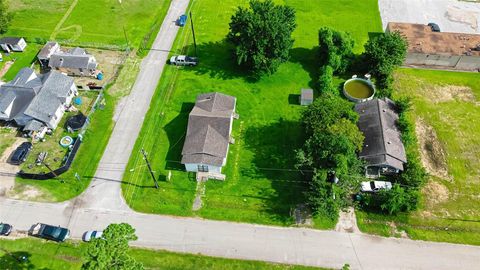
xmin=82 ymin=223 xmax=143 ymax=270
xmin=0 ymin=0 xmax=12 ymax=34
xmin=318 ymin=27 xmax=355 ymax=73
xmin=227 ymin=0 xmax=296 ymax=77
xmin=297 ymin=95 xmax=364 ymax=216
xmin=363 ymin=32 xmax=407 ymax=88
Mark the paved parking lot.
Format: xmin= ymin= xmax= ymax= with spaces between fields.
xmin=379 ymin=0 xmax=480 ymax=33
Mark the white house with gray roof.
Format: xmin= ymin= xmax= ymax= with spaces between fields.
xmin=48 ymin=46 xmax=98 ymax=77
xmin=181 ymin=92 xmax=237 ymax=180
xmin=0 ymin=68 xmax=77 ymax=137
xmin=355 ymin=98 xmax=407 ymax=178
xmin=0 ymin=37 xmax=27 ymax=52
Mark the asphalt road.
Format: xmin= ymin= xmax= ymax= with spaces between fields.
xmin=1 ymin=1 xmax=480 ymax=269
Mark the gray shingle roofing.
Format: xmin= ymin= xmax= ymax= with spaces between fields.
xmin=48 ymin=47 xmax=97 ymax=70
xmin=181 ymin=92 xmax=236 ymax=167
xmin=24 ymin=119 xmax=45 ymax=132
xmin=24 ymin=71 xmax=74 ymax=128
xmin=0 ymin=37 xmax=23 ymax=45
xmin=0 ymin=68 xmax=42 ymax=121
xmin=38 ymin=42 xmax=59 ymax=60
xmin=355 ymin=98 xmax=407 ymax=171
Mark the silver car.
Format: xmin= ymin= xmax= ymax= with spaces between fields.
xmin=83 ymin=230 xmax=103 ymax=242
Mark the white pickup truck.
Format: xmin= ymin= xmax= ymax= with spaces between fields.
xmin=169 ymin=55 xmax=198 ymax=66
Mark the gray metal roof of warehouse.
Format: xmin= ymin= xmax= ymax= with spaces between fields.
xmin=355 ymin=98 xmax=407 ymax=171
xmin=181 ymin=92 xmax=236 ymax=166
xmin=48 ymin=47 xmax=97 ymax=70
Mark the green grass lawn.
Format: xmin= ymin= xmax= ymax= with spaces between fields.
xmin=7 ymin=0 xmax=171 ymax=49
xmin=0 ymin=44 xmax=42 ymax=81
xmin=356 ymin=68 xmax=480 ymax=245
xmin=0 ymin=238 xmax=323 ymax=270
xmin=12 ymin=92 xmax=115 ymax=201
xmin=122 ymin=0 xmax=382 ymax=227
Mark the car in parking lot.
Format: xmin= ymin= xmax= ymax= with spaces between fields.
xmin=10 ymin=142 xmax=32 ymax=165
xmin=31 ymin=223 xmax=70 ymax=242
xmin=0 ymin=223 xmax=12 ymax=236
xmin=428 ymin=22 xmax=441 ymax=32
xmin=360 ymin=180 xmax=393 ymax=193
xmin=83 ymin=230 xmax=103 ymax=242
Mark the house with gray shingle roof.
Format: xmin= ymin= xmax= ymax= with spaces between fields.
xmin=181 ymin=92 xmax=237 ymax=180
xmin=0 ymin=68 xmax=77 ymax=137
xmin=0 ymin=37 xmax=27 ymax=52
xmin=48 ymin=46 xmax=98 ymax=77
xmin=37 ymin=42 xmax=60 ymax=67
xmin=355 ymin=98 xmax=407 ymax=178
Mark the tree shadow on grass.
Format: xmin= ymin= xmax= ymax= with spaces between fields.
xmin=289 ymin=47 xmax=319 ymax=90
xmin=163 ymin=102 xmax=194 ymax=171
xmin=182 ymin=40 xmax=258 ymax=83
xmin=0 ymin=251 xmax=47 ymax=270
xmin=242 ymin=118 xmax=308 ymax=224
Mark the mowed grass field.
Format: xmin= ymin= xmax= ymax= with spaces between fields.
xmin=0 ymin=238 xmax=322 ymax=270
xmin=357 ymin=68 xmax=480 ymax=245
xmin=6 ymin=0 xmax=171 ymax=47
xmin=122 ymin=0 xmax=382 ymax=227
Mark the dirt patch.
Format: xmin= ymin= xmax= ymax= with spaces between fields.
xmin=335 ymin=207 xmax=359 ymax=233
xmin=429 ymin=85 xmax=476 ymax=103
xmin=387 ymin=221 xmax=409 ymax=239
xmin=0 ymin=61 xmax=14 ymax=78
xmin=415 ymin=118 xmax=451 ymax=180
xmin=293 ymin=204 xmax=313 ymax=226
xmin=7 ymin=184 xmax=46 ymax=201
xmin=422 ymin=180 xmax=450 ymax=208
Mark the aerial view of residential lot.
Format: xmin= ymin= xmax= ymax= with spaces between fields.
xmin=0 ymin=0 xmax=480 ymax=269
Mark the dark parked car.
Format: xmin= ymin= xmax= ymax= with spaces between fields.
xmin=0 ymin=223 xmax=12 ymax=236
xmin=10 ymin=142 xmax=32 ymax=165
xmin=31 ymin=223 xmax=70 ymax=242
xmin=177 ymin=14 xmax=187 ymax=26
xmin=428 ymin=22 xmax=440 ymax=32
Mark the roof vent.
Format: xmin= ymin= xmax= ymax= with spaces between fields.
xmin=387 ymin=141 xmax=392 ymax=144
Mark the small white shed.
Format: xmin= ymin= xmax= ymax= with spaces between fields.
xmin=300 ymin=88 xmax=313 ymax=106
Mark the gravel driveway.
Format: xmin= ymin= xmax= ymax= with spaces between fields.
xmin=379 ymin=0 xmax=480 ymax=34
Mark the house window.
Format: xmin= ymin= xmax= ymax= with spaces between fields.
xmin=198 ymin=165 xmax=209 ymax=172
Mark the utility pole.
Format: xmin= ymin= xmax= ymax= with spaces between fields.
xmin=141 ymin=148 xmax=159 ymax=189
xmin=189 ymin=11 xmax=198 ymax=56
xmin=123 ymin=26 xmax=130 ymax=51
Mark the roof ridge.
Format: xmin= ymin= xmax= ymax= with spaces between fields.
xmin=377 ymin=98 xmax=388 ymax=156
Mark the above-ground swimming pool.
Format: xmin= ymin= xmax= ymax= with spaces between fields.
xmin=343 ymin=78 xmax=375 ymax=102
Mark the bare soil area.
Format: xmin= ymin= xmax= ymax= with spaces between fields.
xmin=415 ymin=118 xmax=451 ymax=180
xmin=422 ymin=180 xmax=450 ymax=208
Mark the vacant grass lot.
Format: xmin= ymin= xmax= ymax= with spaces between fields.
xmin=0 ymin=238 xmax=322 ymax=270
xmin=7 ymin=0 xmax=171 ymax=48
xmin=357 ymin=68 xmax=480 ymax=245
xmin=122 ymin=0 xmax=382 ymax=227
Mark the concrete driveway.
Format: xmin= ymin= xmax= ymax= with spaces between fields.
xmin=379 ymin=0 xmax=480 ymax=33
